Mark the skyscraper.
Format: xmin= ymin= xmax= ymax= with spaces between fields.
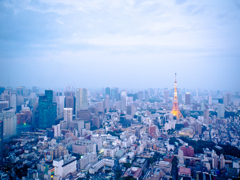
xmin=65 ymin=96 xmax=75 ymax=114
xmin=164 ymin=90 xmax=169 ymax=104
xmin=224 ymin=92 xmax=231 ymax=106
xmin=37 ymin=90 xmax=57 ymax=129
xmin=111 ymin=88 xmax=119 ymax=101
xmin=76 ymin=88 xmax=80 ymax=109
xmin=1 ymin=107 xmax=17 ymax=140
xmin=217 ymin=104 xmax=225 ymax=118
xmin=105 ymin=87 xmax=110 ymax=96
xmin=10 ymin=93 xmax=17 ymax=113
xmin=16 ymin=87 xmax=24 ymax=96
xmin=92 ymin=116 xmax=100 ymax=128
xmin=204 ymin=109 xmax=209 ymax=124
xmin=110 ymin=89 xmax=116 ymax=101
xmin=126 ymin=105 xmax=136 ymax=119
xmin=76 ymin=88 xmax=88 ymax=110
xmin=55 ymin=95 xmax=65 ymax=119
xmin=171 ymin=73 xmax=182 ymax=119
xmin=185 ymin=93 xmax=191 ymax=105
xmin=64 ymin=108 xmax=73 ymax=128
xmin=121 ymin=92 xmax=127 ymax=112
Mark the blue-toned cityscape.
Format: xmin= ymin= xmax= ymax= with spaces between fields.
xmin=0 ymin=80 xmax=240 ymax=180
xmin=1 ymin=0 xmax=240 ymax=180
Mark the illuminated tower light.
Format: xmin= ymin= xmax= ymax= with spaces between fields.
xmin=171 ymin=73 xmax=182 ymax=119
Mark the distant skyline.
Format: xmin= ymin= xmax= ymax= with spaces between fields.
xmin=1 ymin=0 xmax=240 ymax=91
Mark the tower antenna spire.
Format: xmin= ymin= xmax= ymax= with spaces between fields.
xmin=175 ymin=72 xmax=177 ymax=83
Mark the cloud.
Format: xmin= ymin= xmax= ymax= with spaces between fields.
xmin=0 ymin=0 xmax=239 ymax=58
xmin=0 ymin=0 xmax=240 ymax=90
xmin=185 ymin=4 xmax=206 ymax=15
xmin=56 ymin=19 xmax=64 ymax=24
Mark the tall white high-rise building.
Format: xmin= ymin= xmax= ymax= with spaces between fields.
xmin=55 ymin=95 xmax=65 ymax=119
xmin=217 ymin=104 xmax=225 ymax=118
xmin=1 ymin=107 xmax=17 ymax=140
xmin=76 ymin=88 xmax=88 ymax=110
xmin=64 ymin=108 xmax=73 ymax=128
xmin=208 ymin=95 xmax=212 ymax=105
xmin=10 ymin=93 xmax=17 ymax=113
xmin=53 ymin=124 xmax=61 ymax=137
xmin=121 ymin=92 xmax=127 ymax=112
xmin=224 ymin=92 xmax=231 ymax=106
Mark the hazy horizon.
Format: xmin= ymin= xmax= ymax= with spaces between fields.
xmin=1 ymin=0 xmax=240 ymax=91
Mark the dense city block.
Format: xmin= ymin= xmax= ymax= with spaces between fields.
xmin=0 ymin=79 xmax=240 ymax=180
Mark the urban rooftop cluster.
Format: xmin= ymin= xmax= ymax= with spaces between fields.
xmin=0 ymin=76 xmax=240 ymax=180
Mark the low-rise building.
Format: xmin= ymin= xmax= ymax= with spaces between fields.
xmin=153 ymin=161 xmax=172 ymax=174
xmin=79 ymin=152 xmax=98 ymax=169
xmin=104 ymin=145 xmax=119 ymax=157
xmin=53 ymin=156 xmax=77 ymax=178
xmin=72 ymin=139 xmax=94 ymax=154
xmin=89 ymin=159 xmax=114 ymax=174
xmin=123 ymin=167 xmax=142 ymax=180
xmin=133 ymin=158 xmax=147 ymax=169
xmin=178 ymin=167 xmax=191 ymax=177
xmin=143 ymin=168 xmax=164 ymax=180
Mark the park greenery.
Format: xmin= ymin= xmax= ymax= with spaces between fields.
xmin=169 ymin=137 xmax=182 ymax=147
xmin=178 ymin=137 xmax=240 ymax=158
xmin=107 ymin=130 xmax=123 ymax=138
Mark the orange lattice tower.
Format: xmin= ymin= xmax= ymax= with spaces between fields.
xmin=171 ymin=73 xmax=182 ymax=119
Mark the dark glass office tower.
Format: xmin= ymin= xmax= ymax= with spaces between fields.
xmin=37 ymin=90 xmax=57 ymax=129
xmin=105 ymin=87 xmax=110 ymax=96
xmin=110 ymin=88 xmax=119 ymax=101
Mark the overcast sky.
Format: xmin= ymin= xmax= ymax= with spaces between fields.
xmin=0 ymin=0 xmax=240 ymax=91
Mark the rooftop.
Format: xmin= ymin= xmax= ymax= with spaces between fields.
xmin=179 ymin=167 xmax=191 ymax=175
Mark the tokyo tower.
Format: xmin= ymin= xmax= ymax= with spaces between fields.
xmin=171 ymin=73 xmax=182 ymax=119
